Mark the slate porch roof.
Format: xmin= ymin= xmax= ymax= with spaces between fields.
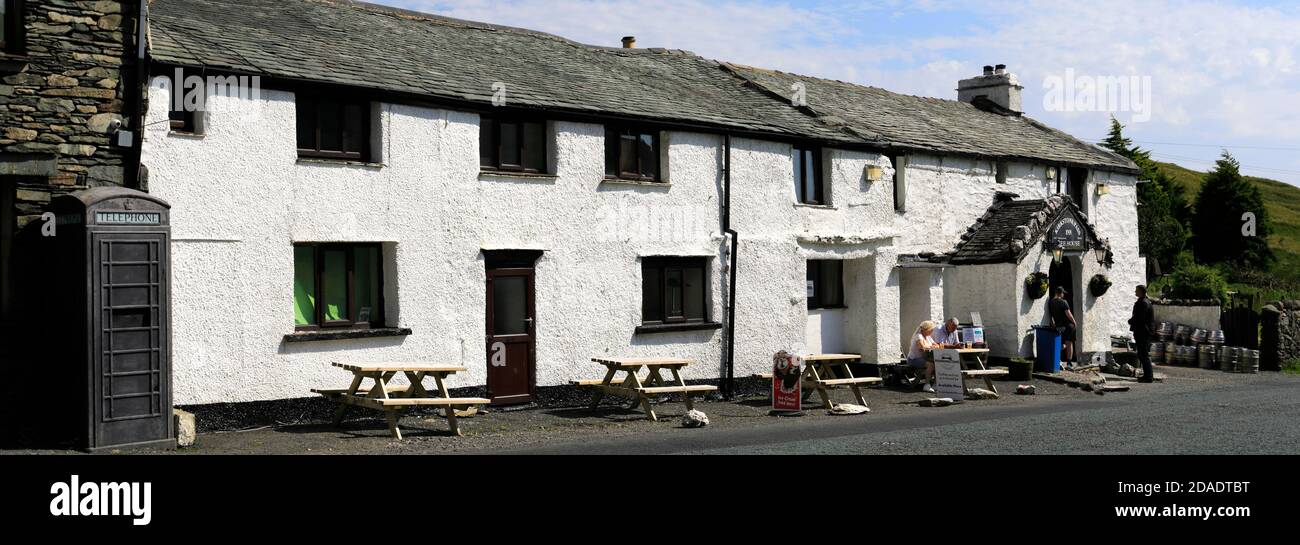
xmin=947 ymin=192 xmax=1104 ymax=265
xmin=148 ymin=0 xmax=1139 ymax=173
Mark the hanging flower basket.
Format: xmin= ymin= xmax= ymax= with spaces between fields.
xmin=1025 ymin=272 xmax=1050 ymax=300
xmin=1090 ymin=274 xmax=1113 ymax=297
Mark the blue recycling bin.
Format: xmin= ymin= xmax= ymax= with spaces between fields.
xmin=1034 ymin=326 xmax=1063 ymax=373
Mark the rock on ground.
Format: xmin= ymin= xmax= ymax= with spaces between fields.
xmin=174 ymin=408 xmax=196 ymax=447
xmin=681 ymin=409 xmax=710 ymax=428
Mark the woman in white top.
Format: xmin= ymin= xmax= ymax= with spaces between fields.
xmin=907 ymin=320 xmax=940 ymax=393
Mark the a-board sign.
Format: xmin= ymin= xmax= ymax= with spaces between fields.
xmin=934 ymin=349 xmax=965 ymax=401
xmin=772 ymin=351 xmax=803 ymax=412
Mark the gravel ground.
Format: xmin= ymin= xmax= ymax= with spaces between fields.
xmin=6 ymin=365 xmax=1294 ymax=455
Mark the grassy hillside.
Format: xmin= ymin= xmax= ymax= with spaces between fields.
xmin=1156 ymin=161 xmax=1300 ymax=287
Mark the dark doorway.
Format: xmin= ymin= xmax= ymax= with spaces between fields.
xmin=485 ymin=251 xmax=540 ymax=406
xmin=1222 ymin=292 xmax=1258 ymax=350
xmin=1048 ymin=256 xmax=1080 ymax=362
xmin=1066 ymin=167 xmax=1089 ymax=215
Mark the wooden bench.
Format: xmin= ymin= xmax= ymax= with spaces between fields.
xmin=962 ymin=369 xmax=1009 ymax=377
xmin=312 ymin=385 xmax=415 ymax=396
xmin=947 ymin=350 xmax=1007 ymax=394
xmin=316 ymin=362 xmax=486 ymax=438
xmin=637 ymin=385 xmax=718 ymax=395
xmin=816 ymin=377 xmax=883 ymax=386
xmin=578 ymin=357 xmax=716 ymax=421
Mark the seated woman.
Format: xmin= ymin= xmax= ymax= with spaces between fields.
xmin=907 ymin=320 xmax=941 ymax=393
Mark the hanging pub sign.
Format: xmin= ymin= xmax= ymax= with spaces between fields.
xmin=771 ymin=351 xmax=803 ymax=412
xmin=1048 ymin=215 xmax=1087 ymax=251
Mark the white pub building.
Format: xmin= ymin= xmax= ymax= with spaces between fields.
xmin=143 ymin=0 xmax=1141 ymax=407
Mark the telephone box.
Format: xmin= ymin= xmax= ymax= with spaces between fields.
xmin=52 ymin=187 xmax=174 ymax=451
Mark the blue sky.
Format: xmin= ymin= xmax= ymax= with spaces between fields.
xmin=375 ymin=0 xmax=1300 ymax=187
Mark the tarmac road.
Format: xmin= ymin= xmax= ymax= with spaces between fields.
xmin=495 ymin=369 xmax=1300 ymax=455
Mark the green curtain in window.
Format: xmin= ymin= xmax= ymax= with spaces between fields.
xmin=293 ymin=246 xmax=316 ymax=325
xmin=322 ymin=249 xmax=347 ymax=322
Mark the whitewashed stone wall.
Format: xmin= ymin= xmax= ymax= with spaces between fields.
xmin=143 ymin=77 xmax=1142 ymax=403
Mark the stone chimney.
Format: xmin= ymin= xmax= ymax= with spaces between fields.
xmin=621 ymin=36 xmax=636 ymax=49
xmin=958 ymin=63 xmax=1023 ymax=114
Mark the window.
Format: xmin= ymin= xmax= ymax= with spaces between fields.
xmin=806 ymin=260 xmax=844 ymax=309
xmin=605 ymin=126 xmax=660 ymax=181
xmin=169 ymin=94 xmax=197 ymax=133
xmin=296 ymin=94 xmax=371 ymax=161
xmin=293 ymin=243 xmax=384 ymax=330
xmin=793 ymin=144 xmax=824 ymax=205
xmin=480 ymin=116 xmax=546 ymax=173
xmin=2 ymin=0 xmax=24 ymax=54
xmin=996 ymin=161 xmax=1008 ymax=184
xmin=642 ymin=257 xmax=707 ymax=324
xmin=890 ymin=155 xmax=908 ymax=213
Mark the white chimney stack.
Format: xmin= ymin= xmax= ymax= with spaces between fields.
xmin=958 ymin=63 xmax=1023 ymax=114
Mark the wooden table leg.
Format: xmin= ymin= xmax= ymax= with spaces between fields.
xmin=977 ymin=355 xmax=998 ymax=394
xmin=445 ymin=403 xmax=461 ymax=436
xmin=842 ymin=363 xmax=869 ymax=406
xmin=333 ymin=374 xmax=364 ymax=426
xmin=805 ymin=364 xmax=833 ymax=410
xmin=385 ymin=410 xmax=403 ymax=440
xmin=669 ymin=367 xmax=695 ymax=412
xmin=405 ymin=371 xmax=431 ymax=398
xmin=631 ymin=366 xmax=670 ymax=410
xmin=624 ymin=368 xmax=656 ymax=421
xmin=590 ymin=366 xmax=617 ymax=409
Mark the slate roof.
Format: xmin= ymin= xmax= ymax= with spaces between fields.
xmin=148 ymin=0 xmax=855 ymax=143
xmin=723 ymin=64 xmax=1136 ymax=171
xmin=947 ymin=192 xmax=1103 ymax=265
xmin=149 ymin=0 xmax=1139 ymax=172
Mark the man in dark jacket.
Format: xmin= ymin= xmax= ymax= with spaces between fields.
xmin=1129 ymin=285 xmax=1156 ymax=383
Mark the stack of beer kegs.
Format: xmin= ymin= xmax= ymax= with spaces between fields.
xmin=1197 ymin=344 xmax=1218 ymax=369
xmin=1149 ymin=341 xmax=1166 ymax=365
xmin=1220 ymin=347 xmax=1239 ymax=372
xmin=1238 ymin=350 xmax=1260 ymax=374
xmin=1149 ymin=323 xmax=1173 ymax=365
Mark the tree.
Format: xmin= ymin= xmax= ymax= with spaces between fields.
xmin=1190 ymin=151 xmax=1275 ymax=269
xmin=1100 ymin=117 xmax=1188 ymax=275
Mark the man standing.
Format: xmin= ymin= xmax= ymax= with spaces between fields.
xmin=1130 ymin=285 xmax=1156 ymax=383
xmin=1048 ymin=287 xmax=1077 ymax=365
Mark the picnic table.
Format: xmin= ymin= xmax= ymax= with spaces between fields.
xmin=758 ymin=353 xmax=882 ymax=410
xmin=950 ymin=348 xmax=1007 ymax=394
xmin=313 ymin=362 xmax=490 ymax=439
xmin=573 ymin=357 xmax=717 ymax=421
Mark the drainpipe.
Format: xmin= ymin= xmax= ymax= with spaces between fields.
xmin=722 ymin=134 xmax=739 ymax=400
xmin=125 ymin=0 xmax=149 ymax=190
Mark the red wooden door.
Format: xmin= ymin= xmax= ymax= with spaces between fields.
xmin=486 ymin=267 xmax=536 ymax=405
